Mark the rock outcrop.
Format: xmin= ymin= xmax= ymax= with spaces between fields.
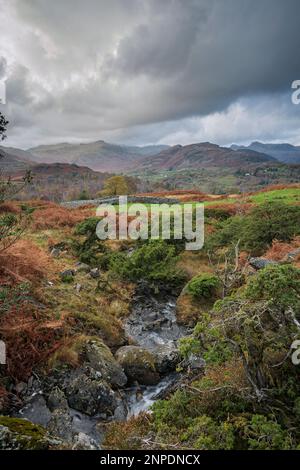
xmin=115 ymin=346 xmax=160 ymax=385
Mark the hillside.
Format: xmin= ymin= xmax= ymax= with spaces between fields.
xmin=0 ymin=147 xmax=34 ymax=175
xmin=129 ymin=142 xmax=298 ymax=194
xmin=0 ymin=145 xmax=36 ymax=164
xmin=135 ymin=142 xmax=275 ymax=172
xmin=17 ymin=162 xmax=111 ymax=202
xmin=27 ymin=141 xmax=169 ymax=172
xmin=231 ymin=142 xmax=300 ymax=164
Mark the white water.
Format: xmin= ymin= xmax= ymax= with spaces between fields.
xmin=124 ymin=294 xmax=186 ymax=417
xmin=126 ymin=373 xmax=178 ymax=417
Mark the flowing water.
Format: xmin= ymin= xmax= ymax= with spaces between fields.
xmin=123 ymin=291 xmax=187 ymax=416
xmin=14 ymin=289 xmax=188 ymax=447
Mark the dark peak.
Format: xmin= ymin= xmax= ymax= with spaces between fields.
xmin=251 ymin=141 xmax=263 ymax=146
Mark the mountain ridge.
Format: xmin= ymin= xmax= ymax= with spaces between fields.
xmin=134 ymin=142 xmax=276 ymax=172
xmin=231 ymin=142 xmax=300 ymax=164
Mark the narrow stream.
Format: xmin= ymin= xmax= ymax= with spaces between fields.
xmin=123 ymin=291 xmax=187 ymax=417
xmin=14 ymin=289 xmax=187 ymax=447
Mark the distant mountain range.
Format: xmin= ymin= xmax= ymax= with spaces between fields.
xmin=26 ymin=141 xmax=169 ymax=172
xmin=231 ymin=142 xmax=300 ymax=164
xmin=1 ymin=139 xmax=300 ymax=180
xmin=134 ymin=142 xmax=275 ymax=172
xmin=1 ymin=139 xmax=300 ymax=198
xmin=0 ymin=146 xmax=35 ymax=175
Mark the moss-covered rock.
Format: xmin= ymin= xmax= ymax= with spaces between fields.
xmin=115 ymin=346 xmax=160 ymax=385
xmin=84 ymin=338 xmax=127 ymax=387
xmin=0 ymin=416 xmax=58 ymax=450
xmin=48 ymin=336 xmax=127 ymax=388
xmin=62 ymin=368 xmax=117 ymax=416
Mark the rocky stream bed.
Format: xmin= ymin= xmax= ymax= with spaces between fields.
xmin=5 ymin=283 xmax=203 ymax=449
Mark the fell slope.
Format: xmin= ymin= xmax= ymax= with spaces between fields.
xmin=28 ymin=141 xmax=169 ymax=172
xmin=135 ymin=142 xmax=275 ymax=172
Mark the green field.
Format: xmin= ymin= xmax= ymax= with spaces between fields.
xmin=203 ymin=187 xmax=300 ymax=206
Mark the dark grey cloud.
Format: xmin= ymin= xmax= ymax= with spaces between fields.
xmin=0 ymin=0 xmax=299 ymax=148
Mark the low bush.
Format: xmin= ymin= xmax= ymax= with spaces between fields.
xmin=244 ymin=264 xmax=300 ymax=311
xmin=207 ymin=201 xmax=300 ymax=255
xmin=73 ymin=217 xmax=108 ymax=266
xmin=109 ymin=240 xmax=186 ymax=288
xmin=186 ymin=273 xmax=220 ymax=299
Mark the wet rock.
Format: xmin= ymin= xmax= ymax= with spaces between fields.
xmin=126 ymin=293 xmax=186 ymax=350
xmin=89 ymin=268 xmax=100 ymax=279
xmin=0 ymin=416 xmax=59 ymax=450
xmin=249 ymin=257 xmax=277 ymax=270
xmin=143 ymin=318 xmax=170 ymax=331
xmin=84 ymin=338 xmax=127 ymax=388
xmin=112 ymin=397 xmax=128 ymax=421
xmin=72 ymin=432 xmax=100 ymax=450
xmin=153 ymin=343 xmax=180 ymax=374
xmin=115 ymin=346 xmax=160 ymax=385
xmin=47 ymin=387 xmax=68 ymax=412
xmin=69 ymin=409 xmax=104 ymax=443
xmin=16 ymin=395 xmax=52 ymax=427
xmin=62 ymin=369 xmax=117 ymax=416
xmin=47 ymin=408 xmax=73 ymax=442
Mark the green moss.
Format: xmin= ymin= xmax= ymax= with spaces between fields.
xmin=0 ymin=416 xmax=51 ymax=450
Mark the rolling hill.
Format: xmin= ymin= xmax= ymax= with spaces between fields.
xmin=17 ymin=162 xmax=111 ymax=202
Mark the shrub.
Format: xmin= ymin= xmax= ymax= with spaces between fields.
xmin=207 ymin=202 xmax=300 ymax=256
xmin=240 ymin=415 xmax=293 ymax=450
xmin=241 ymin=202 xmax=300 ymax=255
xmin=181 ymin=415 xmax=235 ymax=450
xmin=74 ymin=217 xmax=100 ymax=236
xmin=244 ymin=264 xmax=300 ymax=311
xmin=186 ymin=273 xmax=220 ymax=299
xmin=109 ymin=240 xmax=186 ymax=288
xmin=73 ymin=217 xmax=108 ymax=266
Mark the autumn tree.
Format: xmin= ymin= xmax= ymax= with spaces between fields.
xmin=101 ymin=175 xmax=137 ymax=196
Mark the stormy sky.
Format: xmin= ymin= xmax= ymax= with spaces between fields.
xmin=0 ymin=0 xmax=300 ymax=149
